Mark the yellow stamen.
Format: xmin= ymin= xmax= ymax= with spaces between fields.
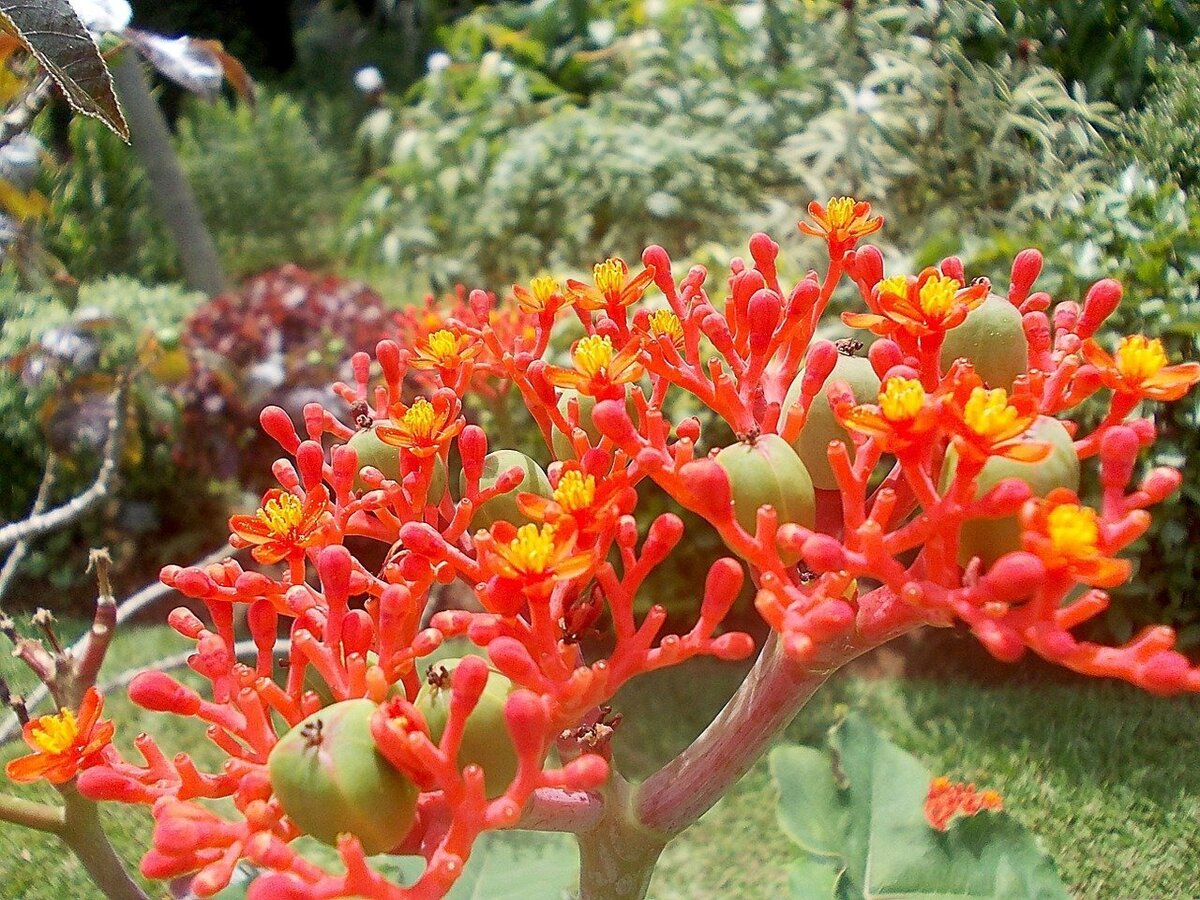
xmin=878 ymin=274 xmax=909 ymax=298
xmin=917 ymin=275 xmax=961 ymax=319
xmin=1046 ymin=504 xmax=1100 ymax=559
xmin=878 ymin=377 xmax=925 ymax=422
xmin=256 ymin=493 xmax=305 ymax=538
xmin=825 ymin=196 xmax=857 ymax=228
xmin=647 ymin=308 xmax=683 ymax=345
xmin=530 ymin=275 xmax=561 ymax=308
xmin=593 ymin=258 xmax=626 ymax=298
xmin=425 ymin=329 xmax=460 ymax=363
xmin=499 ymin=523 xmax=558 ymax=574
xmin=1115 ymin=335 xmax=1168 ymax=383
xmin=553 ymin=470 xmax=596 ymax=512
xmin=30 ymin=708 xmax=79 ymax=755
xmin=401 ymin=398 xmax=438 ymax=440
xmin=962 ymin=387 xmax=1021 ymax=441
xmin=573 ymin=335 xmax=615 ymax=378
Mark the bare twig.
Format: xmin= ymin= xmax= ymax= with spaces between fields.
xmin=0 ymin=543 xmax=238 ymax=741
xmin=0 ymin=454 xmax=58 ymax=604
xmin=0 ymin=377 xmax=129 ymax=552
xmin=0 ymin=75 xmax=53 ymax=151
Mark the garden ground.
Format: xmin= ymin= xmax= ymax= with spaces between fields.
xmin=0 ymin=619 xmax=1196 ymax=898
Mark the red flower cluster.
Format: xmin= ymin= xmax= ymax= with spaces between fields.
xmin=50 ymin=196 xmax=1200 ymax=898
xmin=924 ymin=776 xmax=1004 ymax=831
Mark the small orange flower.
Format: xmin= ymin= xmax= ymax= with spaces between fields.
xmin=513 ymin=275 xmax=571 ymax=316
xmin=924 ymin=776 xmax=1003 ymax=831
xmin=409 ymin=329 xmax=481 ymax=371
xmin=945 ymin=385 xmax=1048 ymax=463
xmin=1082 ymin=335 xmax=1200 ymax=401
xmin=639 ymin=308 xmax=685 ymax=349
xmin=567 ymin=258 xmax=656 ymax=312
xmin=229 ymin=486 xmax=333 ymax=564
xmin=482 ymin=521 xmax=595 ymax=595
xmin=1020 ymin=490 xmax=1131 ymax=588
xmin=6 ymin=687 xmax=114 ymax=784
xmin=843 ymin=269 xmax=987 ymax=337
xmin=376 ymin=397 xmax=465 ymax=458
xmin=545 ymin=334 xmax=644 ymax=398
xmin=798 ymin=196 xmax=883 ymax=253
xmin=517 ymin=465 xmax=629 ymax=538
xmin=835 ymin=376 xmax=937 ymax=451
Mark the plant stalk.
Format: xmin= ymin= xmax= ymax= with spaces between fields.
xmin=576 ymin=776 xmax=666 ymax=900
xmin=109 ymin=51 xmax=227 ymax=296
xmin=59 ymin=790 xmax=149 ymax=900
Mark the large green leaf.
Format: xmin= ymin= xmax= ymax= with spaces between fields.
xmin=770 ymin=714 xmax=1069 ymax=899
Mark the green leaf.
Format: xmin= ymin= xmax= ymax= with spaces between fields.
xmin=788 ymin=855 xmax=844 ymax=898
xmin=770 ymin=714 xmax=1069 ymax=899
xmin=0 ymin=0 xmax=127 ymax=139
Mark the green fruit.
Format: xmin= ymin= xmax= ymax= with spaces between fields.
xmin=940 ymin=293 xmax=1028 ymax=389
xmin=460 ymin=449 xmax=551 ymax=529
xmin=785 ymin=352 xmax=881 ymax=490
xmin=715 ymin=434 xmax=816 ymax=535
xmin=349 ymin=423 xmax=446 ymax=499
xmin=551 ymin=389 xmax=638 ymax=459
xmin=268 ymin=699 xmax=419 ymax=855
xmin=414 ymin=658 xmax=519 ymax=798
xmin=301 ymin=653 xmax=405 ymax=705
xmin=941 ymin=416 xmax=1079 ymax=566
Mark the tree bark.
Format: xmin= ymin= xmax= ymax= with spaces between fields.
xmin=109 ymin=52 xmax=227 ymax=296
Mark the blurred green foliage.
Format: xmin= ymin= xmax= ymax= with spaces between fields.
xmin=176 ymin=92 xmax=353 ymax=278
xmin=0 ymin=277 xmax=225 ymax=609
xmin=1121 ymin=44 xmax=1200 ymax=191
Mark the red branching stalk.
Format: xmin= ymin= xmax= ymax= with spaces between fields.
xmin=46 ymin=196 xmax=1200 ymax=899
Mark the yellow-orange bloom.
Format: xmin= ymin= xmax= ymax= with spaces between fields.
xmin=410 ymin=329 xmax=481 ymax=371
xmin=798 ymin=196 xmax=883 ymax=253
xmin=229 ymin=486 xmax=333 ymax=564
xmin=567 ymin=258 xmax=656 ymax=312
xmin=376 ymin=397 xmax=465 ymax=458
xmin=545 ymin=334 xmax=644 ymax=398
xmin=843 ymin=269 xmax=987 ymax=337
xmin=6 ymin=687 xmax=114 ymax=784
xmin=641 ymin=308 xmax=685 ymax=349
xmin=1082 ymin=335 xmax=1200 ymax=401
xmin=836 ymin=376 xmax=936 ymax=451
xmin=513 ymin=275 xmax=571 ymax=315
xmin=946 ymin=385 xmax=1048 ymax=463
xmin=483 ymin=521 xmax=595 ymax=589
xmin=1020 ymin=490 xmax=1132 ymax=588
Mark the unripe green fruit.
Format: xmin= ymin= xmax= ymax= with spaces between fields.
xmin=940 ymin=294 xmax=1028 ymax=389
xmin=941 ymin=416 xmax=1079 ymax=566
xmin=460 ymin=449 xmax=551 ymax=530
xmin=301 ymin=653 xmax=405 ymax=705
xmin=348 ymin=424 xmax=447 ymax=499
xmin=414 ymin=658 xmax=519 ymax=799
xmin=785 ymin=353 xmax=881 ymax=490
xmin=551 ymin=389 xmax=638 ymax=459
xmin=268 ymin=699 xmax=419 ymax=855
xmin=715 ymin=434 xmax=816 ymax=537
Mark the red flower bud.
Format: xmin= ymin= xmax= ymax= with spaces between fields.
xmin=1078 ymin=278 xmax=1122 ymax=338
xmin=1009 ymin=248 xmax=1042 ymax=303
xmin=259 ymin=406 xmax=300 ymax=453
xmin=129 ymin=671 xmax=202 ymax=714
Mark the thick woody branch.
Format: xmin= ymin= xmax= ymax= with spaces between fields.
xmin=0 ymin=378 xmax=128 ymax=553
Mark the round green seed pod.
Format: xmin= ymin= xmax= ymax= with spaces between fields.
xmin=940 ymin=293 xmax=1028 ymax=389
xmin=460 ymin=449 xmax=551 ymax=529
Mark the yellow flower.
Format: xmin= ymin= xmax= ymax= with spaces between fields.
xmin=644 ymin=308 xmax=684 ymax=348
xmin=545 ymin=334 xmax=644 ymax=398
xmin=410 ymin=329 xmax=480 ymax=371
xmin=376 ymin=397 xmax=465 ymax=457
xmin=566 ymin=257 xmax=656 ymax=312
xmin=552 ymin=470 xmax=596 ymax=513
xmin=513 ymin=275 xmax=571 ymax=315
xmin=1046 ymin=503 xmax=1100 ymax=559
xmin=1082 ymin=335 xmax=1200 ymax=401
xmin=229 ymin=487 xmax=332 ymax=564
xmin=844 ymin=268 xmax=987 ymax=337
xmin=946 ymin=384 xmax=1047 ymax=463
xmin=1021 ymin=490 xmax=1131 ymax=588
xmin=798 ymin=196 xmax=883 ymax=252
xmin=878 ymin=377 xmax=925 ymax=423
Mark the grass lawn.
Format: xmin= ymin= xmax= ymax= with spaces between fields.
xmin=1 ymin=619 xmax=1197 ymax=898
